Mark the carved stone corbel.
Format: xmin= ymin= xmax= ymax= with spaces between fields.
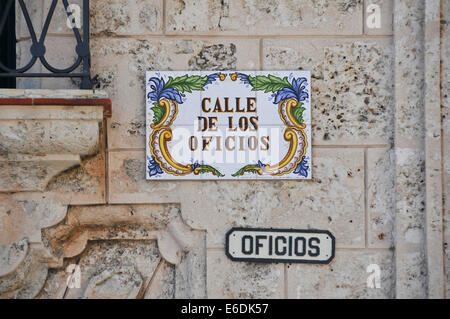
xmin=0 ymin=89 xmax=112 ymax=298
xmin=0 ymin=203 xmax=206 ymax=298
xmin=0 ymin=89 xmax=110 ymax=192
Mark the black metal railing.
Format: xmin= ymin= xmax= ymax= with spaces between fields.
xmin=0 ymin=0 xmax=91 ymax=89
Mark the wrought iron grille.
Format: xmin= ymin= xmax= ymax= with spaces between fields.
xmin=0 ymin=0 xmax=91 ymax=89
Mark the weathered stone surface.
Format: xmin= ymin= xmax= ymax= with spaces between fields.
xmin=91 ymin=0 xmax=163 ymax=35
xmin=45 ymin=151 xmax=106 ymax=205
xmin=287 ymin=249 xmax=394 ymax=298
xmin=166 ymin=0 xmax=363 ymax=35
xmin=441 ymin=0 xmax=450 ymax=299
xmin=0 ymin=193 xmax=68 ymax=298
xmin=143 ymin=261 xmax=175 ymax=299
xmin=90 ymin=38 xmax=258 ymax=149
xmin=0 ymin=100 xmax=104 ymax=157
xmin=64 ymin=241 xmax=160 ymax=299
xmin=0 ymin=89 xmax=108 ymax=99
xmin=0 ymin=120 xmax=99 ymax=156
xmin=0 ymin=101 xmax=104 ymax=193
xmin=39 ymin=204 xmax=204 ymax=299
xmin=45 ymin=0 xmax=84 ymax=34
xmin=0 ymin=105 xmax=103 ymax=120
xmin=38 ymin=247 xmax=175 ymax=299
xmin=0 ymin=239 xmax=28 ymax=278
xmin=367 ymin=148 xmax=395 ymax=248
xmin=0 ymin=245 xmax=50 ymax=299
xmin=393 ymin=0 xmax=427 ymax=299
xmin=0 ymin=193 xmax=67 ymax=246
xmin=207 ymin=249 xmax=284 ymax=298
xmin=0 ymin=154 xmax=80 ymax=192
xmin=15 ymin=0 xmax=44 ymax=39
xmin=175 ymin=231 xmax=207 ymax=298
xmin=109 ymin=148 xmax=365 ymax=248
xmin=16 ymin=40 xmax=42 ymax=89
xmin=35 ymin=261 xmax=71 ymax=299
xmin=263 ymin=38 xmax=394 ymax=145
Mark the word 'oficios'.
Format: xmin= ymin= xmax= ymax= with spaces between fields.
xmin=226 ymin=228 xmax=335 ymax=264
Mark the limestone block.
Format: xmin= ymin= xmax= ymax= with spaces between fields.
xmin=0 ymin=193 xmax=67 ymax=298
xmin=91 ymin=0 xmax=163 ymax=35
xmin=442 ymin=0 xmax=450 ymax=299
xmin=0 ymin=245 xmax=50 ymax=299
xmin=287 ymin=249 xmax=394 ymax=298
xmin=0 ymin=154 xmax=80 ymax=192
xmin=207 ymin=249 xmax=284 ymax=298
xmin=38 ymin=242 xmax=176 ymax=299
xmin=90 ymin=38 xmax=259 ymax=149
xmin=1 ymin=202 xmax=206 ymax=299
xmin=0 ymin=105 xmax=103 ymax=120
xmin=31 ymin=37 xmax=83 ymax=90
xmin=367 ymin=148 xmax=395 ymax=248
xmin=17 ymin=1 xmax=84 ymax=36
xmin=0 ymin=193 xmax=67 ymax=247
xmin=166 ymin=0 xmax=363 ymax=35
xmin=0 ymin=99 xmax=104 ymax=193
xmin=38 ymin=204 xmax=205 ymax=299
xmin=63 ymin=241 xmax=160 ymax=299
xmin=143 ymin=261 xmax=175 ymax=299
xmin=263 ymin=38 xmax=394 ymax=145
xmin=0 ymin=120 xmax=99 ymax=156
xmin=0 ymin=239 xmax=28 ymax=278
xmin=175 ymin=231 xmax=207 ymax=299
xmin=16 ymin=39 xmax=42 ymax=89
xmin=423 ymin=0 xmax=445 ymax=298
xmin=395 ymin=147 xmax=426 ymax=240
xmin=35 ymin=264 xmax=70 ymax=299
xmin=108 ymin=148 xmax=365 ymax=248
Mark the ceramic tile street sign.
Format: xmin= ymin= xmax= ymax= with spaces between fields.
xmin=146 ymin=71 xmax=311 ymax=180
xmin=225 ymin=228 xmax=335 ymax=264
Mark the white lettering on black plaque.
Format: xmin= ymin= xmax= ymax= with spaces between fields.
xmin=226 ymin=228 xmax=335 ymax=264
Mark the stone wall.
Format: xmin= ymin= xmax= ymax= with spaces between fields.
xmin=0 ymin=0 xmax=448 ymax=299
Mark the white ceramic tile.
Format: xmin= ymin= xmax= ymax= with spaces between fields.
xmin=146 ymin=71 xmax=202 ymax=126
xmin=146 ymin=71 xmax=312 ymax=180
xmin=256 ymin=70 xmax=312 ymax=125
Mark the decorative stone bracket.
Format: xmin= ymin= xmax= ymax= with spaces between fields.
xmin=0 ymin=89 xmax=111 ymax=192
xmin=48 ymin=204 xmax=198 ymax=266
xmin=0 ymin=201 xmax=206 ymax=298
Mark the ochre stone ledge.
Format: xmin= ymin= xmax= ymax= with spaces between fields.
xmin=0 ymin=97 xmax=112 ymax=118
xmin=0 ymin=89 xmax=112 ymax=118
